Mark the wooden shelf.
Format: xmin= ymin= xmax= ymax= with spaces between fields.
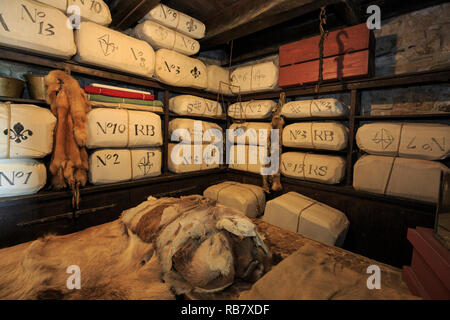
xmin=0 ymin=97 xmax=47 ymax=105
xmin=283 ymin=116 xmax=349 ymax=122
xmin=0 ymin=168 xmax=227 ymax=205
xmin=0 ymin=46 xmax=217 ymax=100
xmin=356 ymin=114 xmax=450 ymax=121
xmin=240 ymin=69 xmax=450 ymax=100
xmin=168 ymin=112 xmax=227 ymax=122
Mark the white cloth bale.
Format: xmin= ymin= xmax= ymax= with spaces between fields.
xmin=228 ymin=100 xmax=276 ymax=120
xmin=168 ymin=143 xmax=220 ymax=173
xmin=353 ymin=155 xmax=448 ymax=203
xmin=89 ymin=148 xmax=162 ymax=185
xmin=283 ymin=122 xmax=348 ymax=151
xmin=68 ymin=0 xmax=111 ymax=26
xmin=228 ymin=122 xmax=272 ymax=146
xmin=0 ymin=159 xmax=46 ymax=197
xmin=86 ymin=108 xmax=162 ymax=149
xmin=0 ymin=104 xmax=56 ymax=159
xmin=155 ymin=49 xmax=207 ymax=89
xmin=168 ymin=118 xmax=222 ymax=144
xmin=281 ymin=152 xmax=346 ymax=184
xmin=75 ymin=22 xmax=155 ymax=77
xmin=133 ymin=20 xmax=199 ymax=56
xmin=356 ymin=123 xmax=450 ymax=160
xmin=203 ymin=181 xmax=266 ymax=218
xmin=263 ymin=192 xmax=349 ymax=246
xmin=230 ymin=61 xmax=278 ymax=94
xmin=281 ymin=99 xmax=348 ymax=118
xmin=228 ymin=145 xmax=268 ymax=175
xmin=34 ymin=0 xmax=67 ymax=11
xmin=35 ymin=0 xmax=112 ymax=25
xmin=140 ymin=3 xmax=206 ymax=39
xmin=206 ymin=65 xmax=233 ymax=95
xmin=0 ymin=0 xmax=76 ymax=58
xmin=169 ymin=95 xmax=223 ymax=118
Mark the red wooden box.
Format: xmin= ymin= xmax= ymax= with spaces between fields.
xmin=278 ymin=23 xmax=375 ymax=87
xmin=402 ymin=227 xmax=450 ymax=300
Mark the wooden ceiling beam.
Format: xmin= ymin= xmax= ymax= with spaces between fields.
xmin=332 ymin=0 xmax=361 ymax=25
xmin=201 ymin=0 xmax=344 ymax=49
xmin=109 ymin=0 xmax=160 ymax=30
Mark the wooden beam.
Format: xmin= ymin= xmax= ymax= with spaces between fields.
xmin=109 ymin=0 xmax=160 ymax=30
xmin=201 ymin=0 xmax=343 ymax=49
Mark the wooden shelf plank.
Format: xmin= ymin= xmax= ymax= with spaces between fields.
xmin=241 ymin=69 xmax=450 ymax=100
xmin=356 ymin=114 xmax=450 ymax=121
xmin=169 ymin=112 xmax=227 ymax=122
xmin=0 ymin=168 xmax=227 ymax=206
xmin=0 ymin=97 xmax=47 ymax=105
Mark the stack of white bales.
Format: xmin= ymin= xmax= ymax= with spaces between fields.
xmin=227 ymin=100 xmax=276 ymax=175
xmin=0 ymin=104 xmax=57 ymax=197
xmin=354 ymin=122 xmax=450 ymax=203
xmin=280 ymin=98 xmax=349 ymax=184
xmin=133 ymin=4 xmax=209 ymax=90
xmin=86 ymin=107 xmax=163 ymax=185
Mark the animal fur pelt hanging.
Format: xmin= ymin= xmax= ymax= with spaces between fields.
xmin=45 ymin=70 xmax=91 ymax=208
xmin=262 ymin=92 xmax=285 ymax=193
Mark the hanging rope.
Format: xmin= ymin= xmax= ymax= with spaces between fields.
xmin=315 ymin=6 xmax=328 ymax=98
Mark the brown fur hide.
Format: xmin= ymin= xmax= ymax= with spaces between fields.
xmin=0 ymin=196 xmax=271 ymax=300
xmin=0 ymin=220 xmax=174 ymax=300
xmin=45 ymin=71 xmax=90 ymax=206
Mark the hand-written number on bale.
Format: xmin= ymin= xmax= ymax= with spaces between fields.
xmin=282 ymin=161 xmax=328 ymax=177
xmin=407 ymin=137 xmax=445 ymax=152
xmin=96 ymin=122 xmax=127 ymax=135
xmin=0 ymin=171 xmax=33 ymax=186
xmin=21 ymin=4 xmax=55 ymax=36
xmin=96 ymin=154 xmax=120 ymax=167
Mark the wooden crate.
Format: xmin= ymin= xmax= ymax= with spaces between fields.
xmin=279 ymin=23 xmax=375 ymax=87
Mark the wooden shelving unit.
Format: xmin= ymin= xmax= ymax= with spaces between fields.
xmin=0 ymin=45 xmax=448 ymax=267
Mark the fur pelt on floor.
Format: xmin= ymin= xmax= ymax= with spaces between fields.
xmin=45 ymin=70 xmax=91 ymax=207
xmin=0 ymin=196 xmax=271 ymax=300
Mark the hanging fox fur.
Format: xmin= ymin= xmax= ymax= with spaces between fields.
xmin=45 ymin=70 xmax=91 ymax=206
xmin=262 ymin=93 xmax=285 ymax=193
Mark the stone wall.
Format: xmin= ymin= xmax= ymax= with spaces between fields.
xmin=374 ymin=3 xmax=450 ymax=76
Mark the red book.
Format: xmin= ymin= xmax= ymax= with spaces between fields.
xmin=84 ymin=86 xmax=154 ymax=101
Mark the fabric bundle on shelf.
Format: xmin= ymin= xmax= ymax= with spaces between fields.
xmin=85 ymin=83 xmax=164 ymax=113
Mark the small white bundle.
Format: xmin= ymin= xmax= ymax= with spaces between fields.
xmin=0 ymin=104 xmax=56 ymax=159
xmin=140 ymin=3 xmax=206 ymax=39
xmin=228 ymin=100 xmax=277 ymax=120
xmin=263 ymin=192 xmax=349 ymax=246
xmin=75 ymin=22 xmax=155 ymax=77
xmin=230 ymin=61 xmax=278 ymax=94
xmin=0 ymin=0 xmax=76 ymax=58
xmin=203 ymin=181 xmax=266 ymax=218
xmin=155 ymin=49 xmax=207 ymax=89
xmin=228 ymin=122 xmax=272 ymax=146
xmin=133 ymin=20 xmax=200 ymax=56
xmin=169 ymin=118 xmax=222 ymax=144
xmin=0 ymin=159 xmax=47 ymax=197
xmin=353 ymin=155 xmax=448 ymax=203
xmin=89 ymin=148 xmax=162 ymax=185
xmin=169 ymin=95 xmax=223 ymax=118
xmin=282 ymin=122 xmax=348 ymax=151
xmin=280 ymin=152 xmax=346 ymax=184
xmin=86 ymin=108 xmax=162 ymax=149
xmin=168 ymin=143 xmax=220 ymax=173
xmin=281 ymin=99 xmax=348 ymax=118
xmin=356 ymin=123 xmax=450 ymax=160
